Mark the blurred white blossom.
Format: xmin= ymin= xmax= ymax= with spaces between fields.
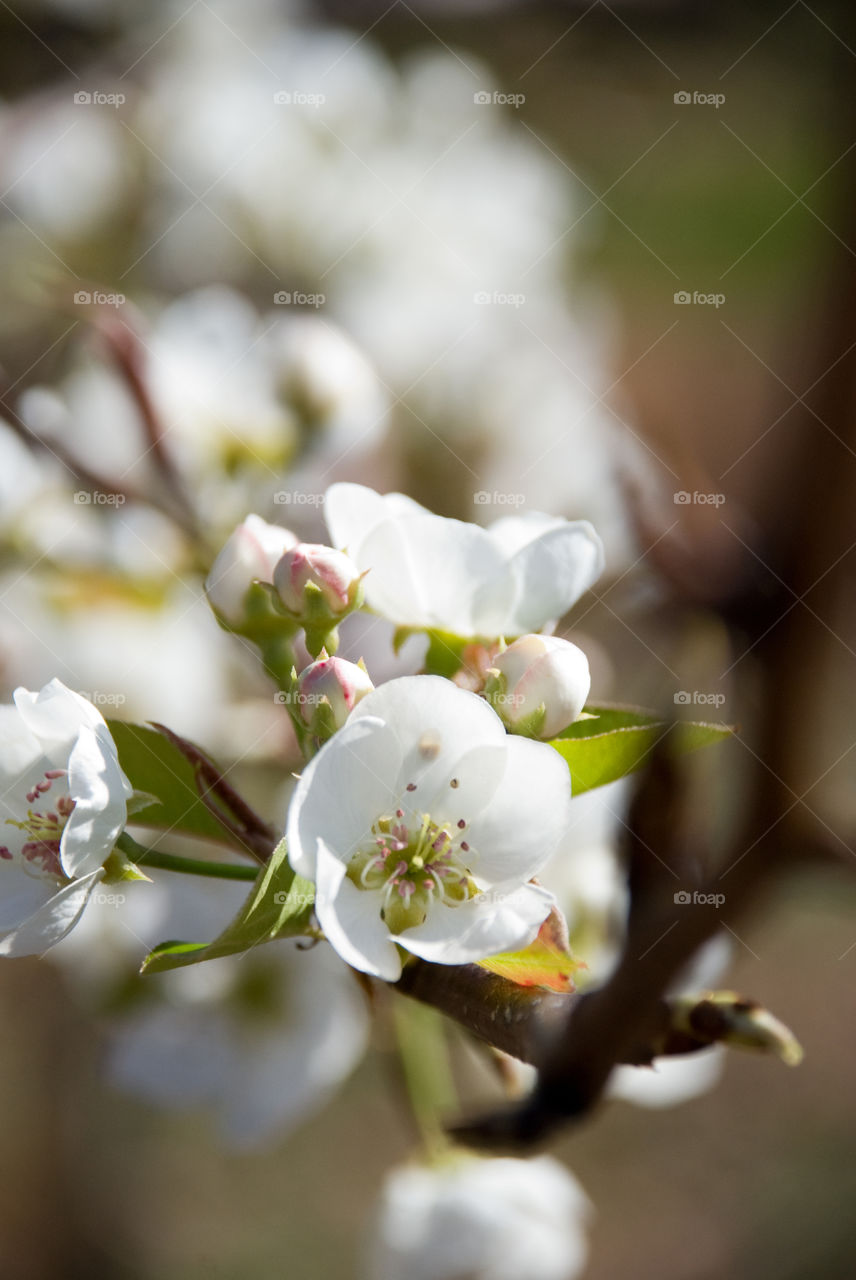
xmin=368 ymin=1154 xmax=592 ymax=1280
xmin=108 ymin=939 xmax=369 ymax=1147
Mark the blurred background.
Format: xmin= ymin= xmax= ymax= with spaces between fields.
xmin=0 ymin=0 xmax=855 ymax=1276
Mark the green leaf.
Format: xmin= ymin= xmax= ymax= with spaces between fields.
xmin=477 ymin=907 xmax=582 ymax=993
xmin=102 ymin=846 xmax=152 ymax=884
xmin=107 ymin=721 xmax=237 ymax=845
xmin=141 ymin=838 xmax=315 ymax=974
xmin=548 ymin=702 xmax=732 ymax=795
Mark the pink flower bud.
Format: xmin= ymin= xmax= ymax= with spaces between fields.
xmin=491 ymin=634 xmax=590 ymax=739
xmin=206 ymin=515 xmax=298 ymax=622
xmin=296 ymin=656 xmax=374 ymax=733
xmin=273 ymin=543 xmax=363 ymax=620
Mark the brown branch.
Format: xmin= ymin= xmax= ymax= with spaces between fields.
xmin=0 ymin=377 xmax=141 ymax=509
xmin=446 ymin=161 xmax=856 ymax=1147
xmin=396 ymin=957 xmax=795 ymax=1076
xmin=93 ymin=310 xmax=201 ymax=540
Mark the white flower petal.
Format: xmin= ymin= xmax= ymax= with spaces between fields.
xmin=314 ymin=839 xmax=402 ymax=980
xmin=502 ymin=521 xmax=605 ymax=634
xmin=486 ymin=511 xmax=569 ymax=555
xmin=465 ymin=737 xmax=572 ymax=886
xmin=13 ymin=678 xmax=104 ymax=763
xmin=349 ymin=515 xmax=437 ymax=629
xmin=0 ymin=863 xmax=56 ymax=932
xmin=324 ymin=485 xmax=605 ymax=640
xmin=359 ymin=513 xmax=513 ymax=635
xmin=109 ymin=936 xmax=369 ymax=1149
xmin=350 ymin=676 xmax=506 ymax=807
xmin=325 ymin=481 xmax=427 ymax=554
xmin=371 ymin=1154 xmax=591 ymax=1280
xmin=286 ymin=715 xmax=401 ymax=880
xmin=61 ymin=723 xmax=130 ymax=878
xmin=608 ymin=1046 xmax=726 ymax=1109
xmin=0 ymin=707 xmax=48 ymax=830
xmin=221 ymin=943 xmax=369 ymax=1146
xmin=395 ymin=881 xmax=554 ymax=965
xmin=0 ymin=868 xmax=104 ymax=957
xmin=205 ymin=514 xmax=296 ymax=621
xmin=0 ymin=704 xmax=42 ymax=777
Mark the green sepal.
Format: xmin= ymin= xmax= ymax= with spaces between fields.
xmin=214 ymin=580 xmax=300 ymax=644
xmin=504 ymin=703 xmax=547 ymax=740
xmin=126 ymin=790 xmax=160 ymax=818
xmin=102 ymin=846 xmax=152 ymax=884
xmin=303 ymin=697 xmax=340 ymax=745
xmin=422 ymin=630 xmax=468 ymax=677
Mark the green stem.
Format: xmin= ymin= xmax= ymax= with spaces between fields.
xmin=258 ymin=632 xmax=299 ymax=696
xmin=392 ymin=995 xmax=458 ymax=1160
xmin=116 ymin=833 xmax=259 ymax=882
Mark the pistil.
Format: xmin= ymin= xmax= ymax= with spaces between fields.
xmin=346 ymin=782 xmax=476 ymax=934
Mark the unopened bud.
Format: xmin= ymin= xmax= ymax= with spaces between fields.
xmin=296 ymin=654 xmax=374 ymax=738
xmin=206 ymin=515 xmax=298 ymax=623
xmin=273 ymin=543 xmax=364 ymax=622
xmin=486 ymin=634 xmax=590 ymax=739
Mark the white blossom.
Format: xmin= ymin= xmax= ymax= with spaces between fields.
xmin=108 ymin=939 xmax=369 ymax=1148
xmin=287 ymin=676 xmax=571 ymax=980
xmin=368 ymin=1154 xmax=591 ymax=1280
xmin=0 ymin=680 xmax=132 ymax=956
xmin=206 ymin=514 xmax=297 ymax=623
xmin=325 ymin=483 xmax=603 ymax=640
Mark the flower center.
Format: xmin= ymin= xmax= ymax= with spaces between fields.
xmin=346 ymin=790 xmax=476 ymax=935
xmin=0 ymin=770 xmax=74 ymax=882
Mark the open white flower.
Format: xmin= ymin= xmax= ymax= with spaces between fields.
xmin=286 ymin=676 xmax=571 ymax=980
xmin=0 ymin=679 xmax=132 ymax=956
xmin=368 ymin=1153 xmax=592 ymax=1280
xmin=325 ymin=483 xmax=604 ymax=640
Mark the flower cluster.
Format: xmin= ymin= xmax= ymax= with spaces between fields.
xmin=0 ymin=472 xmax=734 ymax=1280
xmin=209 ymin=482 xmax=604 ymax=979
xmin=204 ymin=485 xmax=603 ymax=977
